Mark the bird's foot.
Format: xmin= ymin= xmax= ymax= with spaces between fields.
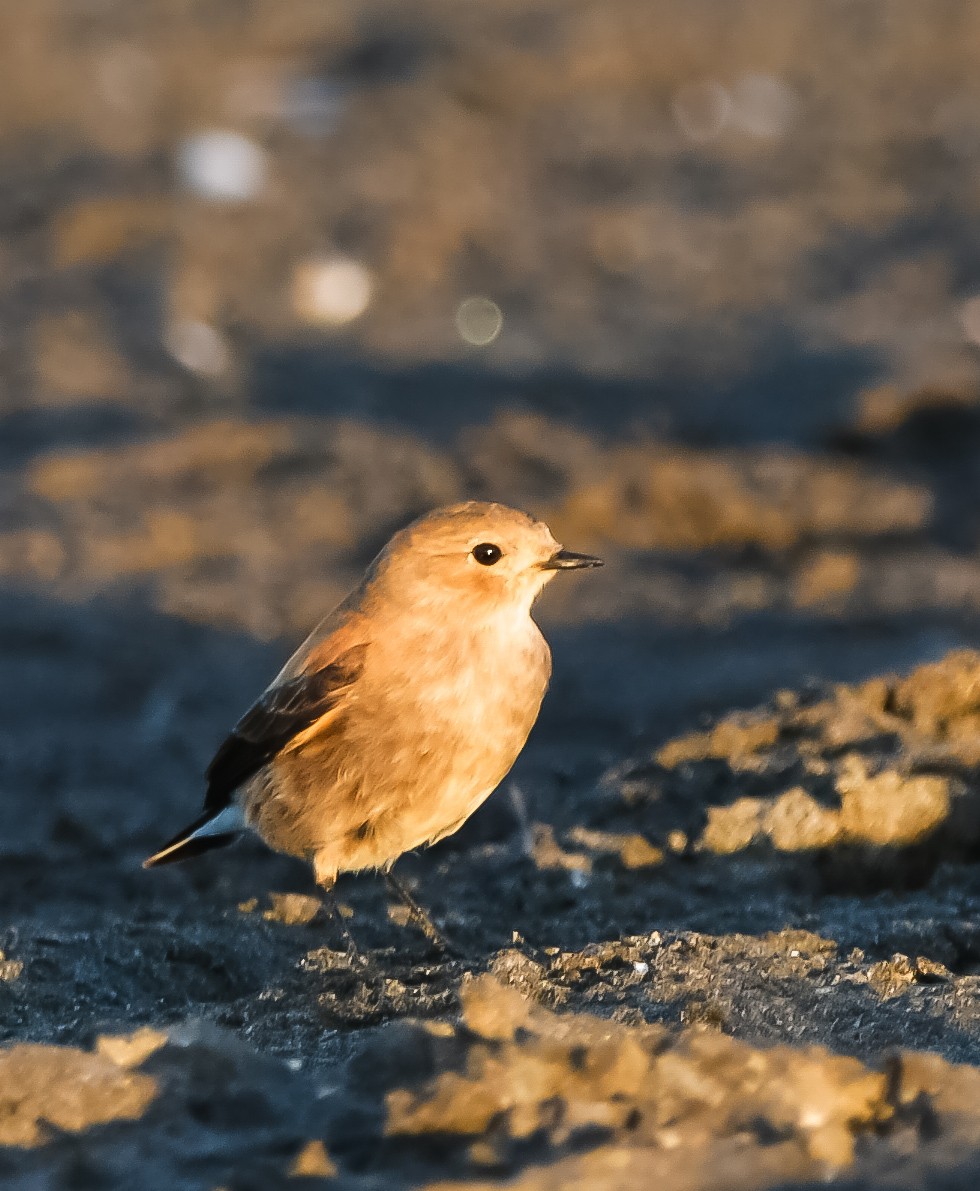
xmin=319 ymin=889 xmax=368 ymax=966
xmin=384 ymin=871 xmax=466 ymax=960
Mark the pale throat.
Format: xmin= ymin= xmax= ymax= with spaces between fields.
xmin=395 ymin=578 xmax=547 ymax=656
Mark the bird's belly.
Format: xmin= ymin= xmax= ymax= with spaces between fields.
xmin=371 ymin=689 xmax=536 ymax=853
xmin=263 ymin=728 xmax=524 ymax=880
xmin=252 ymin=635 xmax=550 ymax=881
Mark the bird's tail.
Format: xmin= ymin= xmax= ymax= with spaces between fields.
xmin=143 ymin=805 xmax=244 ymax=868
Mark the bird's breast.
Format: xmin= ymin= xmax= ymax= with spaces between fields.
xmin=362 ymin=611 xmax=551 ymax=757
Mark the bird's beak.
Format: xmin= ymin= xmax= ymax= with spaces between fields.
xmin=541 ymin=548 xmax=604 ymax=570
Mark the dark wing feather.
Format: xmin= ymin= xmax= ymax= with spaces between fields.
xmin=204 ymin=643 xmax=367 ymax=812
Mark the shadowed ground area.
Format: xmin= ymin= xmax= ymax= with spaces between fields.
xmin=8 ymin=1 xmax=980 ymax=1188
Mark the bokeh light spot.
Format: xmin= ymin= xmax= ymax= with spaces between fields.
xmin=164 ymin=320 xmax=231 ymax=375
xmin=455 ymin=297 xmax=503 ymax=346
xmin=671 ymin=80 xmax=731 ymax=142
xmin=730 ymin=73 xmax=799 ymax=139
xmin=177 ymin=130 xmax=267 ymax=202
xmin=292 ymin=258 xmax=374 ymax=326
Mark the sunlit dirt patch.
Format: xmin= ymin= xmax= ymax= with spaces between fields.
xmin=0 ymin=405 xmax=950 ymax=642
xmin=601 ymin=651 xmax=980 ymax=889
xmin=0 ymin=1032 xmax=161 ymax=1146
xmin=551 ymin=444 xmax=930 ymax=553
xmin=375 ymin=973 xmax=980 ymax=1189
xmin=3 ymin=417 xmax=460 ymax=635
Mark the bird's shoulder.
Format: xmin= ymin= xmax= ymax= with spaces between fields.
xmin=203 ymin=610 xmax=370 ymax=811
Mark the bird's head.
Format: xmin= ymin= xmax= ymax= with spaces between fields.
xmin=368 ymin=501 xmax=602 ymax=616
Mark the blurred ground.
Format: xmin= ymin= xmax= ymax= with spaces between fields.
xmin=7 ymin=1 xmax=980 ymax=1188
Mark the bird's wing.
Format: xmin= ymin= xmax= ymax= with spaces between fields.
xmin=204 ymin=629 xmax=368 ymax=813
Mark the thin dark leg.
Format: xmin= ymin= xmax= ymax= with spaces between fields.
xmin=384 ymin=870 xmax=459 ymax=956
xmin=320 ymin=886 xmax=360 ymax=961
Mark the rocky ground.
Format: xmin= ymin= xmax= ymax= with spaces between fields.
xmin=7 ymin=1 xmax=980 ymax=1188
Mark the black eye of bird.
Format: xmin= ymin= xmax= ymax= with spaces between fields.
xmin=472 ymin=542 xmax=502 ymax=566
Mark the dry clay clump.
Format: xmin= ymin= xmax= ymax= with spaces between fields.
xmin=0 ymin=403 xmax=934 ymax=642
xmin=635 ymin=651 xmax=980 ymax=879
xmin=0 ymin=1029 xmax=163 ymax=1146
xmin=2 ymin=417 xmax=460 ymax=633
xmin=467 ymin=413 xmax=930 ymax=556
xmin=384 ymin=975 xmax=980 ymax=1189
xmin=552 ymin=443 xmax=929 ymax=553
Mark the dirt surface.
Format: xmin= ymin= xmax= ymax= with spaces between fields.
xmin=8 ymin=1 xmax=980 ymax=1188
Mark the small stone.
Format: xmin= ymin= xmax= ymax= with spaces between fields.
xmin=530 ymin=823 xmax=591 ymax=873
xmin=289 ymin=1139 xmax=337 ymax=1178
xmin=564 ymin=826 xmax=663 ymax=868
xmin=459 ymin=973 xmax=535 ymax=1042
xmin=699 ymin=797 xmax=767 ymax=854
xmin=468 ymin=1138 xmax=503 ymax=1167
xmin=489 ymin=948 xmax=546 ymax=999
xmin=839 ymin=769 xmax=950 ymax=846
xmin=388 ymin=902 xmax=411 ymax=927
xmin=262 ymin=893 xmax=322 ymax=926
xmin=0 ymin=956 xmax=23 ymax=982
xmin=96 ymin=1027 xmax=167 ymax=1069
xmin=792 ymin=550 xmax=859 ymax=608
xmin=868 ymin=954 xmax=916 ymax=999
xmin=914 ymin=956 xmax=953 ymax=984
xmin=618 ymin=834 xmax=664 ymax=869
xmin=764 ymin=787 xmax=841 ymax=851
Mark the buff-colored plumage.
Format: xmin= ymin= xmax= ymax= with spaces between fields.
xmin=145 ymin=502 xmax=601 ymax=915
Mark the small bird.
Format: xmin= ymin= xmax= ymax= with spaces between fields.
xmin=145 ymin=501 xmax=602 ymax=945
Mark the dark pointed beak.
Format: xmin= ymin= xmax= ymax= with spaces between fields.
xmin=541 ymin=548 xmax=604 ymax=571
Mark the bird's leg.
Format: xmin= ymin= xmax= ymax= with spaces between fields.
xmin=315 ymin=856 xmax=365 ymax=963
xmin=319 ymin=883 xmax=361 ymax=963
xmin=383 ymin=869 xmax=461 ymax=958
